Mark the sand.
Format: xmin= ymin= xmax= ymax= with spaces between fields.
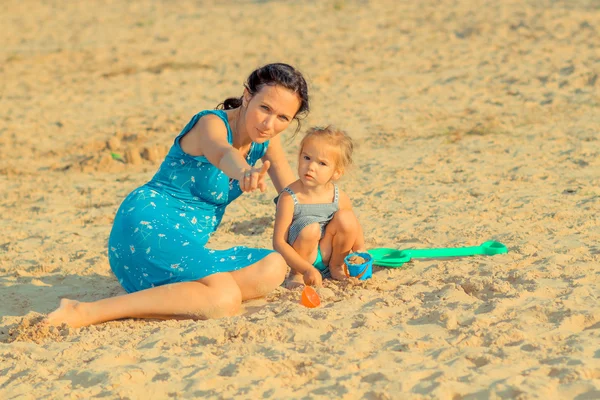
xmin=1 ymin=0 xmax=599 ymax=398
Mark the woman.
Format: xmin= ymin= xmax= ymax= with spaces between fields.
xmin=46 ymin=63 xmax=347 ymax=328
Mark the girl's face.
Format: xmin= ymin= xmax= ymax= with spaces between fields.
xmin=298 ymin=138 xmax=342 ymax=188
xmin=243 ymin=84 xmax=301 ymax=143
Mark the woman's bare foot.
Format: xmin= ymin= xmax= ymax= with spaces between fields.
xmin=45 ymin=299 xmax=90 ymax=328
xmin=283 ymin=271 xmax=305 ymax=290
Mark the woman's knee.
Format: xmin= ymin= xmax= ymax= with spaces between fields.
xmin=198 ymin=275 xmax=243 ymax=318
xmin=252 ymin=253 xmax=287 ymax=297
xmin=245 ymin=253 xmax=287 ymax=297
xmin=260 ymin=252 xmax=287 ymax=284
xmin=208 ymin=287 xmax=243 ymax=318
xmin=229 ymin=253 xmax=287 ymax=300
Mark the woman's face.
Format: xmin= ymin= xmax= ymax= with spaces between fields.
xmin=243 ymin=84 xmax=301 ymax=143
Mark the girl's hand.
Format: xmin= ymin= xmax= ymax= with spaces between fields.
xmin=303 ymin=268 xmax=323 ymax=287
xmin=239 ymin=161 xmax=271 ymax=193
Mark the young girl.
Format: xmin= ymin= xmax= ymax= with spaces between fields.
xmin=273 ymin=126 xmax=366 ymax=287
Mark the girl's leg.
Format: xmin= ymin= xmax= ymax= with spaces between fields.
xmin=319 ymin=209 xmax=364 ymax=280
xmin=353 ymin=220 xmax=366 ymax=253
xmin=46 ymin=253 xmax=287 ymax=328
xmin=282 ymin=223 xmax=320 ymax=289
xmin=292 ymin=223 xmax=321 ymax=263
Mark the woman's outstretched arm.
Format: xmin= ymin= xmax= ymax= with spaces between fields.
xmin=180 ymin=113 xmax=269 ymax=192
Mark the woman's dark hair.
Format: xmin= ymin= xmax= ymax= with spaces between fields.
xmin=216 ymin=63 xmax=310 ymax=132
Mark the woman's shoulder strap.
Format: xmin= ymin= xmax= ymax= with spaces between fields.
xmin=175 ymin=109 xmax=232 ymax=144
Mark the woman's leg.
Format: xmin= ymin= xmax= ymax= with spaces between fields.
xmin=229 ymin=252 xmax=288 ymax=299
xmin=47 ymin=271 xmax=245 ymax=328
xmin=320 ymin=209 xmax=364 ymax=280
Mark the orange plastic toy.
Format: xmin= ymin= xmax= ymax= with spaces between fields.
xmin=301 ymin=286 xmax=321 ymax=308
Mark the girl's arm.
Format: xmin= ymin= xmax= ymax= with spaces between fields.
xmin=338 ymin=190 xmax=367 ymax=252
xmin=338 ymin=190 xmax=354 ymax=210
xmin=179 ymin=114 xmax=268 ymax=191
xmin=262 ymin=135 xmax=295 ymax=193
xmin=273 ymin=193 xmax=320 ymax=276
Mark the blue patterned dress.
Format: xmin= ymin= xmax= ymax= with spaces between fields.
xmin=108 ymin=110 xmax=274 ymax=293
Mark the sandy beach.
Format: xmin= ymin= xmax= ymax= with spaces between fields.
xmin=1 ymin=0 xmax=599 ymax=398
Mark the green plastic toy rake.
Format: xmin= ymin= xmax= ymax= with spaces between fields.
xmin=367 ymin=240 xmax=508 ymax=268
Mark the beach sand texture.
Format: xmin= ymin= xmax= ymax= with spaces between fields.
xmin=1 ymin=0 xmax=599 ymax=398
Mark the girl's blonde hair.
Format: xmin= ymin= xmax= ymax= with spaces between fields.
xmin=299 ymin=126 xmax=354 ymax=171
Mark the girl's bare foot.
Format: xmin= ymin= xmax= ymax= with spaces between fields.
xmin=283 ymin=271 xmax=305 ymax=290
xmin=329 ymin=264 xmax=348 ymax=281
xmin=45 ymin=299 xmax=90 ymax=328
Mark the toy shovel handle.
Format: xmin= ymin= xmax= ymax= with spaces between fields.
xmin=405 ymin=241 xmax=507 ymax=260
